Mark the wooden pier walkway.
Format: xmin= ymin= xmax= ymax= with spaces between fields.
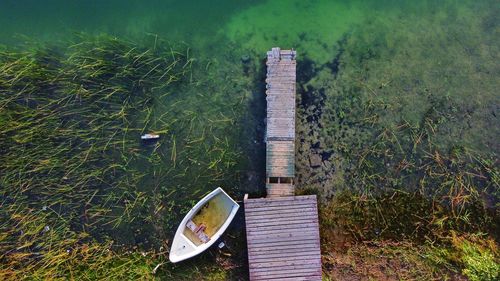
xmin=265 ymin=47 xmax=296 ymax=197
xmin=244 ymin=48 xmax=322 ymax=281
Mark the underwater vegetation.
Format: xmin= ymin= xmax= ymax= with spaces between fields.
xmin=0 ymin=34 xmax=254 ymax=279
xmin=291 ymin=1 xmax=499 ymax=280
xmin=0 ymin=0 xmax=498 ymax=280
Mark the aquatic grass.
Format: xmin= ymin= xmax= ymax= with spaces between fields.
xmin=0 ymin=34 xmax=195 ymax=278
xmin=1 ymin=31 xmax=253 ymax=279
xmin=290 ymin=2 xmax=499 ymax=278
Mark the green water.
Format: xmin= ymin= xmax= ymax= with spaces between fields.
xmin=0 ymin=0 xmax=498 ymax=279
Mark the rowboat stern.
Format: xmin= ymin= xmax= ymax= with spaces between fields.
xmin=169 ymin=233 xmax=197 ymax=263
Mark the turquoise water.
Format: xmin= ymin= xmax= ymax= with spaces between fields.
xmin=0 ymin=0 xmax=498 ymax=279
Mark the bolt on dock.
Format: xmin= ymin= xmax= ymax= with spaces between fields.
xmin=244 ymin=48 xmax=322 ymax=280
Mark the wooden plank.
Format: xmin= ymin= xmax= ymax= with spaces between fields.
xmin=246 ymin=224 xmax=319 ymax=235
xmin=246 ymin=211 xmax=318 ymax=222
xmin=248 ymin=242 xmax=319 ymax=252
xmin=267 ymin=120 xmax=295 ymax=128
xmin=267 ymin=101 xmax=296 ymax=109
xmin=266 ymin=160 xmax=294 ymax=167
xmin=251 ymin=270 xmax=321 ymax=279
xmin=245 ymin=220 xmax=319 ymax=231
xmin=265 ymin=172 xmax=294 ymax=177
xmin=266 ymin=157 xmax=294 ymax=165
xmin=267 ymin=126 xmax=295 ymax=134
xmin=266 ymin=69 xmax=296 ymax=74
xmin=267 ymin=111 xmax=295 ymax=119
xmin=266 ymin=61 xmax=296 ymax=66
xmin=246 ymin=211 xmax=315 ymax=219
xmin=266 ymin=187 xmax=294 ymax=194
xmin=266 ymin=161 xmax=294 ymax=168
xmin=265 ymin=276 xmax=321 ymax=281
xmin=250 ymin=262 xmax=321 ymax=273
xmin=247 ymin=240 xmax=320 ymax=250
xmin=248 ymin=247 xmax=321 ymax=258
xmin=251 ymin=268 xmax=320 ymax=279
xmin=266 ymin=172 xmax=294 ymax=178
xmin=267 ymin=128 xmax=295 ymax=135
xmin=244 ymin=197 xmax=314 ymax=206
xmin=247 ymin=236 xmax=320 ymax=247
xmin=251 ymin=272 xmax=321 ymax=281
xmin=246 ymin=220 xmax=319 ymax=231
xmin=246 ymin=205 xmax=315 ymax=215
xmin=267 ymin=108 xmax=296 ymax=114
xmin=250 ymin=258 xmax=321 ymax=269
xmin=265 ymin=183 xmax=295 ymax=190
xmin=266 ymin=85 xmax=295 ymax=90
xmin=247 ymin=230 xmax=320 ymax=242
xmin=267 ymin=126 xmax=295 ymax=133
xmin=245 ymin=206 xmax=316 ymax=216
xmin=266 ymin=153 xmax=294 ymax=159
xmin=266 ymin=170 xmax=294 ymax=176
xmin=245 ymin=203 xmax=312 ymax=211
xmin=267 ymin=192 xmax=294 ymax=197
xmin=267 ymin=144 xmax=294 ymax=150
xmin=245 ymin=194 xmax=316 ymax=202
xmin=267 ymin=192 xmax=294 ymax=198
xmin=246 ymin=208 xmax=315 ymax=218
xmin=247 ymin=211 xmax=316 ymax=219
xmin=245 ymin=205 xmax=315 ymax=215
xmin=267 ymin=72 xmax=296 ymax=77
xmin=266 ymin=140 xmax=295 ymax=145
xmin=267 ymin=81 xmax=295 ymax=85
xmin=267 ymin=120 xmax=295 ymax=127
xmin=249 ymin=249 xmax=320 ymax=258
xmin=248 ymin=249 xmax=320 ymax=259
xmin=245 ymin=195 xmax=316 ymax=205
xmin=266 ymin=92 xmax=296 ymax=97
xmin=266 ymin=132 xmax=295 ymax=139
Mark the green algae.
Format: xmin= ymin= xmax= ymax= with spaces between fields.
xmin=223 ymin=0 xmax=365 ymax=63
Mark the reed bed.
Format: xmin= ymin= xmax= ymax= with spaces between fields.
xmin=0 ymin=34 xmax=246 ymax=279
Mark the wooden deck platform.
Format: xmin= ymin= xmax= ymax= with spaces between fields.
xmin=265 ymin=47 xmax=296 ymax=197
xmin=244 ymin=48 xmax=322 ymax=280
xmin=244 ymin=196 xmax=322 ymax=280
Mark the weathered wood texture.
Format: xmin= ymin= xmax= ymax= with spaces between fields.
xmin=265 ymin=47 xmax=296 ymax=198
xmin=266 ymin=47 xmax=296 ymax=141
xmin=266 ymin=140 xmax=294 ymax=178
xmin=244 ymin=195 xmax=322 ymax=281
xmin=266 ymin=183 xmax=294 ymax=197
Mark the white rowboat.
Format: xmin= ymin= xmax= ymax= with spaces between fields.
xmin=169 ymin=187 xmax=239 ymax=263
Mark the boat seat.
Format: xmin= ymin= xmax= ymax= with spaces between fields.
xmin=186 ymin=220 xmax=210 ymax=243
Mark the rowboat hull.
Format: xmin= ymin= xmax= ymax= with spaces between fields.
xmin=169 ymin=187 xmax=239 ymax=263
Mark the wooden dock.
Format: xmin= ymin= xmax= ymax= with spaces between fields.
xmin=244 ymin=48 xmax=322 ymax=281
xmin=244 ymin=196 xmax=322 ymax=280
xmin=265 ymin=47 xmax=296 ymax=197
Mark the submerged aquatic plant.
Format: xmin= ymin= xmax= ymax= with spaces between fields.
xmin=0 ymin=34 xmax=192 ymax=279
xmin=0 ymin=32 xmax=251 ymax=279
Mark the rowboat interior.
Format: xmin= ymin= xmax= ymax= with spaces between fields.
xmin=182 ymin=192 xmax=234 ymax=246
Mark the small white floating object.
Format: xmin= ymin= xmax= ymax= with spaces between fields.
xmin=169 ymin=187 xmax=239 ymax=263
xmin=218 ymin=242 xmax=225 ymax=249
xmin=141 ymin=133 xmax=160 ymax=140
